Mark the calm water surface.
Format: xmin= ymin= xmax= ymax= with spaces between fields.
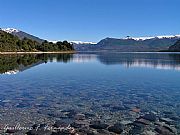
xmin=0 ymin=52 xmax=180 ymax=134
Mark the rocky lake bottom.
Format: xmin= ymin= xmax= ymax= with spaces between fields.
xmin=0 ymin=53 xmax=179 ymax=135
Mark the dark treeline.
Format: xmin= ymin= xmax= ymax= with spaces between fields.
xmin=169 ymin=40 xmax=180 ymax=52
xmin=0 ymin=54 xmax=73 ymax=74
xmin=159 ymin=40 xmax=180 ymax=52
xmin=0 ymin=30 xmax=74 ymax=52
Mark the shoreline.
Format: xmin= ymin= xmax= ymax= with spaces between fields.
xmin=1 ymin=51 xmax=180 ymax=55
xmin=76 ymin=51 xmax=180 ymax=54
xmin=0 ymin=51 xmax=76 ymax=54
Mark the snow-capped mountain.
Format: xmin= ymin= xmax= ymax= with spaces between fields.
xmin=123 ymin=35 xmax=180 ymax=41
xmin=89 ymin=35 xmax=180 ymax=52
xmin=70 ymin=41 xmax=97 ymax=45
xmin=0 ymin=27 xmax=96 ymax=46
xmin=1 ymin=28 xmax=20 ymax=33
xmin=71 ymin=41 xmax=97 ymax=51
xmin=1 ymin=28 xmax=44 ymax=43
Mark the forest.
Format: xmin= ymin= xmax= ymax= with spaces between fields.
xmin=0 ymin=30 xmax=74 ymax=52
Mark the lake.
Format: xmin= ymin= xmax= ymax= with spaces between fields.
xmin=0 ymin=52 xmax=180 ymax=135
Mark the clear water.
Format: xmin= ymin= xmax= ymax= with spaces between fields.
xmin=0 ymin=52 xmax=180 ymax=134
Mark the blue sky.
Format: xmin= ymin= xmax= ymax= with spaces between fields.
xmin=0 ymin=0 xmax=180 ymax=42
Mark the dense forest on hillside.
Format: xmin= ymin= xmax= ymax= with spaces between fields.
xmin=0 ymin=30 xmax=74 ymax=52
xmin=169 ymin=40 xmax=180 ymax=52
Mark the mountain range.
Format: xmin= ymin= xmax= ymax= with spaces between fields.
xmin=1 ymin=28 xmax=180 ymax=52
xmin=75 ymin=36 xmax=180 ymax=52
xmin=1 ymin=28 xmax=96 ymax=46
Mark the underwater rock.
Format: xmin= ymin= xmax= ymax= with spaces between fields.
xmin=159 ymin=117 xmax=174 ymax=125
xmin=170 ymin=116 xmax=180 ymax=121
xmin=16 ymin=102 xmax=31 ymax=108
xmin=27 ymin=130 xmax=52 ymax=135
xmin=53 ymin=119 xmax=72 ymax=128
xmin=141 ymin=113 xmax=156 ymax=122
xmin=142 ymin=130 xmax=156 ymax=135
xmin=129 ymin=125 xmax=144 ymax=135
xmin=89 ymin=121 xmax=109 ymax=129
xmin=62 ymin=109 xmax=77 ymax=118
xmin=163 ymin=124 xmax=177 ymax=134
xmin=132 ymin=108 xmax=141 ymax=113
xmin=111 ymin=106 xmax=127 ymax=112
xmin=71 ymin=120 xmax=89 ymax=128
xmin=97 ymin=129 xmax=111 ymax=135
xmin=155 ymin=126 xmax=174 ymax=135
xmin=84 ymin=113 xmax=96 ymax=119
xmin=135 ymin=118 xmax=150 ymax=125
xmin=74 ymin=113 xmax=86 ymax=120
xmin=6 ymin=129 xmax=17 ymax=134
xmin=108 ymin=123 xmax=123 ymax=134
xmin=120 ymin=120 xmax=133 ymax=125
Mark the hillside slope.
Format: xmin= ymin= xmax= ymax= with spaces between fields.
xmin=1 ymin=28 xmax=44 ymax=43
xmin=0 ymin=30 xmax=74 ymax=52
xmin=169 ymin=40 xmax=180 ymax=52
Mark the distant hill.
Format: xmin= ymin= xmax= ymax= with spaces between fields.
xmin=1 ymin=28 xmax=44 ymax=43
xmin=169 ymin=40 xmax=180 ymax=52
xmin=72 ymin=41 xmax=97 ymax=51
xmin=75 ymin=35 xmax=180 ymax=52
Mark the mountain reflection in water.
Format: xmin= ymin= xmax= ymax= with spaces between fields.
xmin=97 ymin=53 xmax=180 ymax=70
xmin=0 ymin=52 xmax=180 ymax=74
